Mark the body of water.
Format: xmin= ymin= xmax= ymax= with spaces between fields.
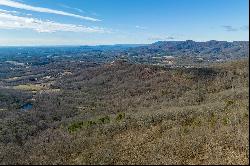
xmin=20 ymin=103 xmax=33 ymax=111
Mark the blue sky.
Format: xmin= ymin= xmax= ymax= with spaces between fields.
xmin=0 ymin=0 xmax=249 ymax=46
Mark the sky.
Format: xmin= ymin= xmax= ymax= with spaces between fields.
xmin=0 ymin=0 xmax=249 ymax=46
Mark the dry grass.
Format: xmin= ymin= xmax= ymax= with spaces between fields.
xmin=13 ymin=84 xmax=47 ymax=92
xmin=12 ymin=84 xmax=60 ymax=93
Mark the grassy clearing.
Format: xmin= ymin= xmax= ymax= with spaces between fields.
xmin=12 ymin=84 xmax=47 ymax=92
xmin=68 ymin=113 xmax=125 ymax=133
xmin=12 ymin=84 xmax=61 ymax=93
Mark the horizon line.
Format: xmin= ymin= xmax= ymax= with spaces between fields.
xmin=0 ymin=40 xmax=249 ymax=47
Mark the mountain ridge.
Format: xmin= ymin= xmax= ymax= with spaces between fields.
xmin=126 ymin=40 xmax=249 ymax=60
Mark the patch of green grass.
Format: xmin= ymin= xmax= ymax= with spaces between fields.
xmin=68 ymin=120 xmax=97 ymax=132
xmin=68 ymin=121 xmax=85 ymax=132
xmin=98 ymin=116 xmax=110 ymax=124
xmin=85 ymin=120 xmax=96 ymax=128
xmin=68 ymin=116 xmax=112 ymax=133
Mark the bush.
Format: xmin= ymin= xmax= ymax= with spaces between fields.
xmin=68 ymin=121 xmax=84 ymax=132
xmin=68 ymin=120 xmax=97 ymax=132
xmin=225 ymin=99 xmax=235 ymax=108
xmin=85 ymin=120 xmax=96 ymax=127
xmin=98 ymin=116 xmax=110 ymax=124
xmin=222 ymin=117 xmax=230 ymax=125
xmin=115 ymin=112 xmax=125 ymax=122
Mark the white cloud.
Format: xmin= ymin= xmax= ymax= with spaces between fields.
xmin=0 ymin=12 xmax=107 ymax=33
xmin=60 ymin=4 xmax=85 ymax=14
xmin=221 ymin=25 xmax=249 ymax=32
xmin=221 ymin=25 xmax=238 ymax=32
xmin=148 ymin=35 xmax=175 ymax=41
xmin=0 ymin=0 xmax=100 ymax=21
xmin=135 ymin=25 xmax=147 ymax=30
xmin=0 ymin=8 xmax=19 ymax=14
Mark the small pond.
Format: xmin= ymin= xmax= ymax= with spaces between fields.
xmin=20 ymin=103 xmax=33 ymax=111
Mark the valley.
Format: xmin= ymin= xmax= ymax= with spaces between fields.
xmin=0 ymin=41 xmax=249 ymax=164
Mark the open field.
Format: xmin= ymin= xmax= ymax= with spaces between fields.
xmin=12 ymin=84 xmax=47 ymax=92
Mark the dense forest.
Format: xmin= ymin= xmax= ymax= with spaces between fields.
xmin=0 ymin=54 xmax=248 ymax=164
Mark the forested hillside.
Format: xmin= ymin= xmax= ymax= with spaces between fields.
xmin=0 ymin=58 xmax=248 ymax=165
xmin=127 ymin=40 xmax=249 ymax=60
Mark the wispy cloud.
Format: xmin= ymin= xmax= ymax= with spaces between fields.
xmin=0 ymin=12 xmax=107 ymax=33
xmin=0 ymin=0 xmax=100 ymax=21
xmin=148 ymin=35 xmax=175 ymax=41
xmin=59 ymin=4 xmax=85 ymax=14
xmin=0 ymin=8 xmax=19 ymax=14
xmin=135 ymin=25 xmax=147 ymax=30
xmin=222 ymin=25 xmax=238 ymax=31
xmin=222 ymin=25 xmax=249 ymax=32
xmin=240 ymin=25 xmax=249 ymax=31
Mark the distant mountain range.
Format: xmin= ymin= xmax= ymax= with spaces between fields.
xmin=126 ymin=40 xmax=249 ymax=60
xmin=79 ymin=44 xmax=148 ymax=51
xmin=0 ymin=40 xmax=248 ymax=62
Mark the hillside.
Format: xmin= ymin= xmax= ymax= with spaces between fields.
xmin=0 ymin=58 xmax=248 ymax=165
xmin=126 ymin=40 xmax=249 ymax=61
xmin=0 ymin=0 xmax=248 ymax=164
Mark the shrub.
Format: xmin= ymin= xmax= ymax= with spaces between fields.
xmin=115 ymin=112 xmax=125 ymax=122
xmin=68 ymin=121 xmax=84 ymax=132
xmin=209 ymin=112 xmax=217 ymax=127
xmin=222 ymin=117 xmax=230 ymax=125
xmin=243 ymin=112 xmax=249 ymax=119
xmin=225 ymin=99 xmax=235 ymax=108
xmin=98 ymin=116 xmax=110 ymax=124
xmin=85 ymin=120 xmax=96 ymax=128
